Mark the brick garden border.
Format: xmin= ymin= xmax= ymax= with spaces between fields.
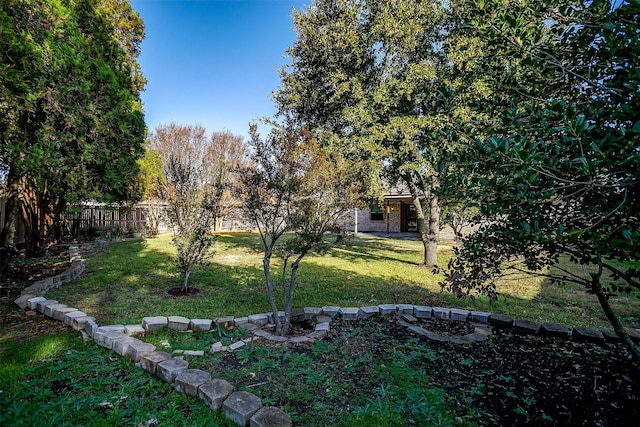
xmin=13 ymin=246 xmax=640 ymax=426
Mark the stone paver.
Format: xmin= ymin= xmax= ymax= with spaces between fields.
xmin=139 ymin=351 xmax=172 ymax=374
xmin=489 ymin=313 xmax=513 ymax=328
xmin=36 ymin=299 xmax=59 ymax=313
xmin=53 ymin=307 xmax=78 ymax=322
xmin=450 ymin=309 xmax=470 ymax=322
xmin=167 ymin=316 xmax=190 ymax=331
xmin=190 ymin=319 xmax=212 ymax=332
xmin=215 ymin=316 xmax=235 ymax=329
xmin=572 ymin=326 xmax=604 ymax=343
xmin=541 ymin=322 xmax=571 ymax=339
xmin=127 ymin=342 xmax=157 ymax=362
xmin=315 ymin=322 xmax=330 ymax=332
xmin=432 ymin=307 xmax=450 ymax=320
xmin=199 ymin=379 xmax=234 ymax=410
xmin=26 ymin=296 xmax=47 ymax=310
xmin=470 ymin=311 xmax=491 ymax=324
xmin=142 ymin=316 xmax=168 ymax=332
xmin=124 ymin=324 xmax=146 ymax=337
xmin=250 ymin=406 xmax=293 ymax=427
xmin=321 ymin=306 xmax=340 ymax=317
xmin=248 ymin=313 xmax=269 ymax=326
xmin=358 ymin=306 xmax=380 ymax=319
xmin=63 ymin=311 xmax=87 ymax=326
xmin=303 ymin=307 xmax=322 ymax=320
xmin=229 ymin=341 xmax=246 ymax=351
xmin=514 ymin=319 xmax=541 ymax=335
xmin=223 ymin=391 xmax=263 ymax=427
xmin=378 ymin=304 xmax=397 ymax=316
xmin=72 ymin=316 xmax=95 ymax=331
xmin=396 ymin=304 xmax=414 ymax=314
xmin=112 ymin=335 xmax=137 ymax=356
xmin=157 ymin=357 xmax=189 ymax=384
xmin=174 ymin=369 xmax=212 ymax=396
xmin=43 ymin=303 xmax=67 ymax=318
xmin=413 ymin=306 xmax=433 ymax=319
xmin=340 ymin=307 xmax=359 ymax=320
xmin=14 ymin=294 xmax=35 ymax=309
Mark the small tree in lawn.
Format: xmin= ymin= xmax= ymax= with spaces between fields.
xmin=150 ymin=123 xmax=227 ymax=291
xmin=237 ymin=124 xmax=370 ymax=336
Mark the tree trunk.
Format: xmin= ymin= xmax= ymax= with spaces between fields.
xmin=404 ymin=174 xmax=439 ymax=267
xmin=595 ymin=290 xmax=640 ymax=370
xmin=426 ymin=195 xmax=440 ymax=267
xmin=182 ymin=269 xmax=191 ymax=291
xmin=263 ymin=249 xmax=283 ymax=334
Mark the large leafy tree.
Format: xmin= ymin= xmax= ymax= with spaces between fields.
xmin=0 ymin=0 xmax=146 ymax=255
xmin=236 ymin=124 xmax=370 ymax=336
xmin=275 ymin=0 xmax=458 ymax=267
xmin=442 ymin=0 xmax=640 ymax=363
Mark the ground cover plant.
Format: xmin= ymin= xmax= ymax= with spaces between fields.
xmin=1 ymin=233 xmax=639 ymax=426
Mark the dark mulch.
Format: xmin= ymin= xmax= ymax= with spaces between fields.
xmin=167 ymin=287 xmax=200 ymax=297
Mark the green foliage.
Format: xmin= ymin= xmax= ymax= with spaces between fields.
xmin=0 ymin=0 xmax=146 ymax=254
xmin=442 ymin=0 xmax=640 ymax=362
xmin=236 ymin=124 xmax=371 ymax=335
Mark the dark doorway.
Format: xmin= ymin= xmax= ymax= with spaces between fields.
xmin=401 ymin=203 xmax=418 ymax=232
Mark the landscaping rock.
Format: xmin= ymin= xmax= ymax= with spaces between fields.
xmin=229 ymin=341 xmax=246 ymax=351
xmin=183 ymin=350 xmax=205 ymax=357
xmin=450 ymin=309 xmax=470 ymax=322
xmin=139 ymin=351 xmax=172 ymax=374
xmin=315 ymin=322 xmax=330 ymax=332
xmin=157 ymin=358 xmax=189 ymax=384
xmin=463 ymin=332 xmax=490 ymax=343
xmin=263 ymin=334 xmax=288 ymax=343
xmin=174 ymin=369 xmax=212 ymax=396
xmin=572 ymin=327 xmax=605 ymax=343
xmin=378 ymin=304 xmax=397 ymax=316
xmin=358 ymin=306 xmax=380 ymax=319
xmin=167 ymin=316 xmax=190 ymax=331
xmin=400 ymin=313 xmax=417 ymax=323
xmin=199 ymin=379 xmax=234 ymax=410
xmin=321 ymin=306 xmax=340 ymax=317
xmin=64 ymin=311 xmax=87 ymax=326
xmin=432 ymin=307 xmax=451 ymax=320
xmin=470 ymin=311 xmax=491 ymax=324
xmin=489 ymin=314 xmax=514 ymax=328
xmin=215 ymin=316 xmax=235 ymax=329
xmin=223 ymin=391 xmax=263 ymax=427
xmin=53 ymin=307 xmax=78 ymax=322
xmin=84 ymin=319 xmax=99 ymax=338
xmin=142 ymin=316 xmax=168 ymax=332
xmin=95 ymin=330 xmax=127 ymax=349
xmin=315 ymin=315 xmax=333 ymax=324
xmin=14 ymin=294 xmax=35 ymax=309
xmin=36 ymin=299 xmax=59 ymax=313
xmin=26 ymin=296 xmax=46 ymax=310
xmin=234 ymin=317 xmax=250 ymax=327
xmin=112 ymin=335 xmax=137 ymax=356
xmin=124 ymin=324 xmax=146 ymax=337
xmin=340 ymin=307 xmax=359 ymax=321
xmin=413 ymin=306 xmax=433 ymax=319
xmin=288 ymin=335 xmax=310 ymax=344
xmin=210 ymin=342 xmax=225 ymax=353
xmin=43 ymin=303 xmax=67 ymax=318
xmin=71 ymin=316 xmax=96 ymax=331
xmin=396 ymin=304 xmax=414 ymax=314
xmin=303 ymin=307 xmax=322 ymax=320
xmin=248 ymin=313 xmax=269 ymax=326
xmin=190 ymin=319 xmax=212 ymax=332
xmin=250 ymin=406 xmax=293 ymax=427
xmin=290 ymin=308 xmax=305 ymax=322
xmin=268 ymin=311 xmax=285 ymax=324
xmin=514 ymin=319 xmax=542 ymax=336
xmin=541 ymin=322 xmax=571 ymax=339
xmin=127 ymin=342 xmax=157 ymax=362
xmin=241 ymin=323 xmax=259 ymax=332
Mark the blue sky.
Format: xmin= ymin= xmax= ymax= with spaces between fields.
xmin=131 ymin=0 xmax=308 ymax=139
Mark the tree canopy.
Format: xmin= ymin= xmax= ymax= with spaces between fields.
xmin=0 ymin=0 xmax=146 ymax=254
xmin=442 ymin=0 xmax=640 ymax=363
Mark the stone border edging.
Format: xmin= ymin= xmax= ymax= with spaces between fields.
xmin=13 ymin=246 xmax=640 ymax=426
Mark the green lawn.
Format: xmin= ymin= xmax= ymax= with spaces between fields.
xmin=45 ymin=232 xmax=638 ymax=329
xmin=2 ymin=232 xmax=638 ymax=426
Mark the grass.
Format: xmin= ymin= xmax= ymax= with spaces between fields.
xmin=3 ymin=232 xmax=639 ymax=426
xmin=0 ymin=334 xmax=234 ymax=426
xmin=45 ymin=232 xmax=639 ymax=328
